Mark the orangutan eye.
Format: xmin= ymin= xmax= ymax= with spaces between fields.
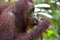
xmin=29 ymin=6 xmax=34 ymax=14
xmin=32 ymin=7 xmax=34 ymax=12
xmin=28 ymin=1 xmax=34 ymax=14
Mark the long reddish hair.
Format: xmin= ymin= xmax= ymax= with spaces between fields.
xmin=0 ymin=0 xmax=51 ymax=40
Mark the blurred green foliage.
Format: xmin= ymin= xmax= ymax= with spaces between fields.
xmin=4 ymin=0 xmax=15 ymax=2
xmin=34 ymin=0 xmax=60 ymax=40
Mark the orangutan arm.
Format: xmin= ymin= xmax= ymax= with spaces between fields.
xmin=18 ymin=18 xmax=51 ymax=40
